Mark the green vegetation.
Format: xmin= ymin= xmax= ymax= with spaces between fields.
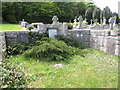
xmin=23 ymin=37 xmax=82 ymax=61
xmin=27 ymin=26 xmax=34 ymax=31
xmin=3 ymin=33 xmax=118 ymax=88
xmin=7 ymin=48 xmax=118 ymax=88
xmin=67 ymin=23 xmax=73 ymax=29
xmin=2 ymin=2 xmax=120 ymax=24
xmin=57 ymin=35 xmax=84 ymax=49
xmin=1 ymin=24 xmax=24 ymax=31
xmin=1 ymin=60 xmax=32 ymax=88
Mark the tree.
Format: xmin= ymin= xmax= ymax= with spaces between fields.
xmin=112 ymin=12 xmax=119 ymax=24
xmin=103 ymin=6 xmax=112 ymax=24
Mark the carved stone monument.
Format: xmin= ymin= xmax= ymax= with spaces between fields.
xmin=73 ymin=16 xmax=77 ymax=28
xmin=21 ymin=19 xmax=27 ymax=27
xmin=109 ymin=16 xmax=116 ymax=30
xmin=52 ymin=16 xmax=59 ymax=25
xmin=77 ymin=15 xmax=83 ymax=29
xmin=94 ymin=19 xmax=98 ymax=26
xmin=103 ymin=17 xmax=106 ymax=25
xmin=113 ymin=16 xmax=117 ymax=27
xmin=90 ymin=19 xmax=93 ymax=25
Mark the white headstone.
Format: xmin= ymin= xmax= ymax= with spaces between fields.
xmin=48 ymin=29 xmax=57 ymax=39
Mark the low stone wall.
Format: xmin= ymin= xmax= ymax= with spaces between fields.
xmin=0 ymin=29 xmax=120 ymax=57
xmin=90 ymin=30 xmax=120 ymax=56
xmin=68 ymin=29 xmax=120 ymax=56
xmin=5 ymin=31 xmax=29 ymax=46
xmin=68 ymin=29 xmax=90 ymax=46
xmin=0 ymin=31 xmax=6 ymax=60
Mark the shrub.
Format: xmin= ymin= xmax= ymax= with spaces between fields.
xmin=27 ymin=26 xmax=34 ymax=30
xmin=6 ymin=15 xmax=17 ymax=23
xmin=73 ymin=22 xmax=88 ymax=26
xmin=28 ymin=32 xmax=49 ymax=43
xmin=66 ymin=23 xmax=73 ymax=29
xmin=1 ymin=60 xmax=31 ymax=88
xmin=57 ymin=35 xmax=84 ymax=49
xmin=23 ymin=37 xmax=81 ymax=61
xmin=83 ymin=22 xmax=88 ymax=25
xmin=7 ymin=43 xmax=30 ymax=55
xmin=7 ymin=33 xmax=49 ymax=55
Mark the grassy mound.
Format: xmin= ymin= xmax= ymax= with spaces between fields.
xmin=23 ymin=37 xmax=81 ymax=61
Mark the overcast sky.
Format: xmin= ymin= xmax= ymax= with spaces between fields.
xmin=94 ymin=0 xmax=119 ymax=13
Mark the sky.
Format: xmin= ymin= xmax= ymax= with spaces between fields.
xmin=94 ymin=0 xmax=119 ymax=13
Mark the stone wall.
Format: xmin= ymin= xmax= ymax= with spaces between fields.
xmin=68 ymin=29 xmax=90 ymax=46
xmin=0 ymin=31 xmax=6 ymax=60
xmin=68 ymin=29 xmax=120 ymax=56
xmin=0 ymin=29 xmax=120 ymax=57
xmin=5 ymin=31 xmax=29 ymax=46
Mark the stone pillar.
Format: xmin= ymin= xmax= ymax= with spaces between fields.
xmin=62 ymin=22 xmax=68 ymax=35
xmin=0 ymin=31 xmax=6 ymax=60
xmin=115 ymin=37 xmax=120 ymax=56
xmin=37 ymin=25 xmax=40 ymax=30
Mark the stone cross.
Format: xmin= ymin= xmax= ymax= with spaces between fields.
xmin=73 ymin=17 xmax=77 ymax=28
xmin=94 ymin=19 xmax=98 ymax=25
xmin=113 ymin=16 xmax=117 ymax=27
xmin=22 ymin=19 xmax=25 ymax=22
xmin=109 ymin=16 xmax=115 ymax=30
xmin=90 ymin=19 xmax=93 ymax=25
xmin=103 ymin=17 xmax=106 ymax=25
xmin=52 ymin=16 xmax=59 ymax=25
xmin=77 ymin=15 xmax=83 ymax=29
xmin=100 ymin=19 xmax=103 ymax=25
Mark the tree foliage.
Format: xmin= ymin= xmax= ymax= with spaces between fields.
xmin=2 ymin=2 xmax=119 ymax=24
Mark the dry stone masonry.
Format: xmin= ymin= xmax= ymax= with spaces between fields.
xmin=0 ymin=29 xmax=120 ymax=57
xmin=0 ymin=31 xmax=6 ymax=60
xmin=0 ymin=15 xmax=120 ymax=59
xmin=68 ymin=29 xmax=120 ymax=56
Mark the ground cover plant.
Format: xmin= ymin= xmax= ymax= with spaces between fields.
xmin=3 ymin=33 xmax=118 ymax=88
xmin=0 ymin=24 xmax=24 ymax=31
xmin=1 ymin=59 xmax=33 ymax=88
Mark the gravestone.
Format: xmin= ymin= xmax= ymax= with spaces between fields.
xmin=52 ymin=16 xmax=59 ymax=25
xmin=21 ymin=19 xmax=27 ymax=27
xmin=48 ymin=29 xmax=57 ymax=39
xmin=73 ymin=17 xmax=77 ymax=29
xmin=109 ymin=16 xmax=116 ymax=30
xmin=77 ymin=15 xmax=83 ymax=29
xmin=103 ymin=17 xmax=106 ymax=25
xmin=113 ymin=16 xmax=117 ymax=27
xmin=90 ymin=19 xmax=93 ymax=25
